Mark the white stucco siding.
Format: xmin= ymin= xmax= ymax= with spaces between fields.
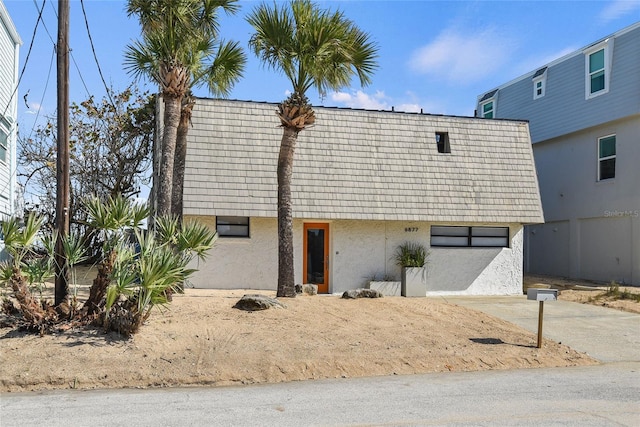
xmin=186 ymin=216 xmax=524 ymax=295
xmin=186 ymin=216 xmax=278 ymax=289
xmin=426 ymin=226 xmax=524 ymax=295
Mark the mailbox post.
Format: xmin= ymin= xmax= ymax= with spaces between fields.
xmin=527 ymin=288 xmax=558 ymax=348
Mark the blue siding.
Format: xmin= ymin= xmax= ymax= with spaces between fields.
xmin=481 ymin=24 xmax=640 ymax=143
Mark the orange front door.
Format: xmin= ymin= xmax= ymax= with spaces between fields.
xmin=303 ymin=223 xmax=329 ymax=294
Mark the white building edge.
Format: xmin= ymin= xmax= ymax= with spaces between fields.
xmin=0 ymin=2 xmax=21 ymax=220
xmin=0 ymin=2 xmax=22 ymax=261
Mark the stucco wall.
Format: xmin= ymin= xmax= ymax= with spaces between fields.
xmin=425 ymin=226 xmax=523 ymax=295
xmin=186 ymin=216 xmax=524 ymax=295
xmin=526 ymin=220 xmax=571 ymax=277
xmin=527 ymin=115 xmax=640 ymax=284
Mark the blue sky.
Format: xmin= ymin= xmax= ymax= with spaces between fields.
xmin=4 ymin=0 xmax=640 ymax=135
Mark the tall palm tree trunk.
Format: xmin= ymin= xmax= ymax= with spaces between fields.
xmin=171 ymin=97 xmax=195 ymax=221
xmin=277 ymin=127 xmax=299 ymax=297
xmin=157 ymin=95 xmax=181 ymax=217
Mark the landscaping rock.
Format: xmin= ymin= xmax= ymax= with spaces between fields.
xmin=342 ymin=288 xmax=384 ymax=299
xmin=295 ymin=284 xmax=318 ymax=295
xmin=232 ymin=294 xmax=286 ymax=311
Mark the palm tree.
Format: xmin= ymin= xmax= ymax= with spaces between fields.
xmin=247 ymin=0 xmax=378 ymax=297
xmin=125 ymin=0 xmax=246 ymax=218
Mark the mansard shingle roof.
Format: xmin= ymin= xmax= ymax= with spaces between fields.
xmin=183 ymin=98 xmax=543 ymax=224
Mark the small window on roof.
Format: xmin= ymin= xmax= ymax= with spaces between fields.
xmin=478 ymin=89 xmax=498 ymax=118
xmin=435 ymin=132 xmax=450 ymax=153
xmin=532 ymin=67 xmax=547 ymax=100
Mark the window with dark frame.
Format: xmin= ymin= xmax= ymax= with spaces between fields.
xmin=435 ymin=132 xmax=450 ymax=153
xmin=430 ymin=226 xmax=509 ymax=248
xmin=598 ymin=135 xmax=616 ymax=181
xmin=216 ymin=216 xmax=250 ymax=238
xmin=0 ymin=128 xmax=8 ymax=163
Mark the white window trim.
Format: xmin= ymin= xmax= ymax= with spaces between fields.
xmin=532 ymin=70 xmax=547 ymax=100
xmin=480 ymin=99 xmax=496 ymax=118
xmin=584 ymin=38 xmax=614 ymax=100
xmin=477 ymin=90 xmax=498 ymax=119
xmin=597 ymin=134 xmax=616 ymax=181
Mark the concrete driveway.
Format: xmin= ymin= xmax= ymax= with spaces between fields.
xmin=441 ymin=295 xmax=640 ymax=363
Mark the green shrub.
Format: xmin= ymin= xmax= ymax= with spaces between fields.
xmin=394 ymin=242 xmax=427 ymax=268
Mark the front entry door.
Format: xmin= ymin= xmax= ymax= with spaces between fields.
xmin=303 ymin=223 xmax=329 ymax=293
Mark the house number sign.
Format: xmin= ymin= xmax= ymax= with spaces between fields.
xmin=404 ymin=227 xmax=419 ymax=232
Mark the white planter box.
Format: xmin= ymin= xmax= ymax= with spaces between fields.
xmin=401 ymin=267 xmax=427 ymax=297
xmin=368 ymin=281 xmax=401 ymax=296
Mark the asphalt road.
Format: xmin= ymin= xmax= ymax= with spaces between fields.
xmin=1 ymin=362 xmax=639 ymax=426
xmin=2 ymin=296 xmax=639 ymax=426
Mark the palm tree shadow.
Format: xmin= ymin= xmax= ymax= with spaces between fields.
xmin=470 ymin=337 xmax=536 ymax=348
xmin=61 ymin=328 xmax=129 ymax=347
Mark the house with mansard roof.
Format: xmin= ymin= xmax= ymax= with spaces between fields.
xmin=180 ymin=98 xmax=543 ymax=295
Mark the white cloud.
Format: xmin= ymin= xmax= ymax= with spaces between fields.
xmin=408 ymin=26 xmax=517 ymax=84
xmin=329 ymin=90 xmax=446 ymax=114
xmin=395 ymin=103 xmax=422 ymax=113
xmin=330 ymin=90 xmax=389 ymax=110
xmin=599 ymin=0 xmax=640 ymax=24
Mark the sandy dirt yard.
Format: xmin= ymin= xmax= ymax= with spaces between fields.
xmin=525 ymin=275 xmax=640 ymax=314
xmin=3 ymin=269 xmax=637 ymax=393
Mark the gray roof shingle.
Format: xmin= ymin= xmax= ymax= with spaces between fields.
xmin=183 ymin=99 xmax=543 ymax=224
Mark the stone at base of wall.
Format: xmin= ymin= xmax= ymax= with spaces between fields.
xmin=295 ymin=284 xmax=318 ymax=295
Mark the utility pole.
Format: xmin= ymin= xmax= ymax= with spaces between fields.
xmin=55 ymin=0 xmax=70 ymax=306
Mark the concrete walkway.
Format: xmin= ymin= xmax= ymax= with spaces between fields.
xmin=442 ymin=295 xmax=640 ymax=363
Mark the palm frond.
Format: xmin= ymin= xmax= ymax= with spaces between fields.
xmin=176 ymin=220 xmax=217 ymax=260
xmin=246 ymin=0 xmax=379 ymax=100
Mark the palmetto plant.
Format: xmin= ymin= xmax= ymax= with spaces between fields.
xmin=84 ymin=196 xmax=216 ymax=335
xmin=0 ymin=195 xmax=216 ymax=336
xmin=247 ymin=0 xmax=378 ymax=297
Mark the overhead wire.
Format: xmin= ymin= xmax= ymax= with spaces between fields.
xmin=10 ymin=0 xmax=129 ymax=210
xmin=1 ymin=0 xmax=47 ymax=119
xmin=79 ymin=0 xmax=117 ymax=109
xmin=0 ymin=0 xmax=50 ymax=206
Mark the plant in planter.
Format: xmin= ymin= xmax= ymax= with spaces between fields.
xmin=395 ymin=242 xmax=428 ymax=297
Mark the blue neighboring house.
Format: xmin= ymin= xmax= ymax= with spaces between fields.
xmin=476 ymin=22 xmax=640 ymax=285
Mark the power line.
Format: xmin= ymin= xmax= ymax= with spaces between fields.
xmin=26 ymin=46 xmax=56 ymax=143
xmin=79 ymin=0 xmax=117 ymax=109
xmin=70 ymin=51 xmax=92 ymax=98
xmin=32 ymin=0 xmax=54 ymax=44
xmin=0 ymin=45 xmax=56 ymax=200
xmin=1 ymin=0 xmax=47 ymax=119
